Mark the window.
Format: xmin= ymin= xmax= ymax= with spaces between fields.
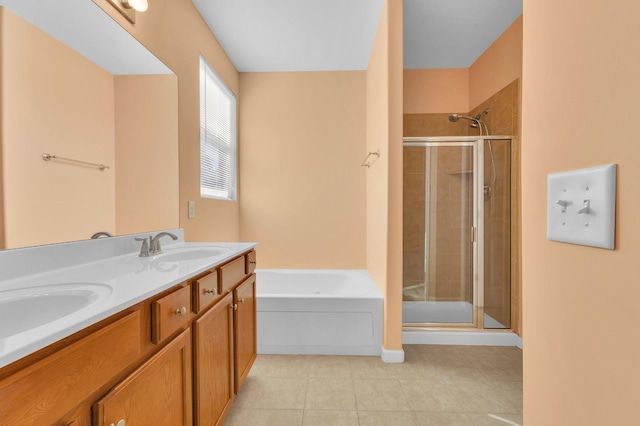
xmin=200 ymin=56 xmax=237 ymax=200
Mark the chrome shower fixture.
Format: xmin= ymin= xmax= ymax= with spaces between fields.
xmin=448 ymin=114 xmax=483 ymax=132
xmin=448 ymin=109 xmax=490 ymax=136
xmin=474 ymin=109 xmax=489 ymax=121
xmin=448 ymin=113 xmax=476 ymax=123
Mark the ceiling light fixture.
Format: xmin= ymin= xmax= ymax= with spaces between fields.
xmin=122 ymin=0 xmax=148 ymax=12
xmin=106 ymin=0 xmax=148 ymax=24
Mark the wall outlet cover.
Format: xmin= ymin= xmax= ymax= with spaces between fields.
xmin=547 ymin=164 xmax=616 ymax=249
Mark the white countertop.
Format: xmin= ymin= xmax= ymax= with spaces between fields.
xmin=0 ymin=231 xmax=257 ymax=369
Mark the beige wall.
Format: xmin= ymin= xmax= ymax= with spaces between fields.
xmin=0 ymin=8 xmax=116 ymax=248
xmin=238 ymin=72 xmax=366 ymax=268
xmin=366 ymin=0 xmax=404 ymax=351
xmin=403 ymin=16 xmax=522 ymax=116
xmin=404 ymin=69 xmax=469 ymax=114
xmin=93 ymin=0 xmax=241 ymax=242
xmin=114 ymin=75 xmax=179 ymax=236
xmin=522 ymin=1 xmax=640 ymax=424
xmin=469 ymin=15 xmax=522 ymax=111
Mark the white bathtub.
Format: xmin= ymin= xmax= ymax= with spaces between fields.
xmin=256 ymin=269 xmax=383 ymax=356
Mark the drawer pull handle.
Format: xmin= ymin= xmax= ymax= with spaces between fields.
xmin=175 ymin=306 xmax=187 ymax=316
xmin=238 ymin=298 xmax=245 ymax=304
xmin=249 ymin=261 xmax=256 ymax=264
xmin=204 ymin=288 xmax=217 ymax=295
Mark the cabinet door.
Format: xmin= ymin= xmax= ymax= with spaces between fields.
xmin=93 ymin=329 xmax=192 ymax=426
xmin=193 ymin=292 xmax=234 ymax=426
xmin=0 ymin=312 xmax=140 ymax=426
xmin=234 ymin=274 xmax=256 ymax=393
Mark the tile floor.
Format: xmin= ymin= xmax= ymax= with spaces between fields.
xmin=225 ymin=345 xmax=523 ymax=426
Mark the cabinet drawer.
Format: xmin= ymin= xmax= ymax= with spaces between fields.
xmin=193 ymin=270 xmax=220 ymax=313
xmin=0 ymin=312 xmax=141 ymax=425
xmin=246 ymin=250 xmax=256 ymax=274
xmin=220 ymin=256 xmax=247 ymax=293
xmin=153 ymin=285 xmax=191 ymax=344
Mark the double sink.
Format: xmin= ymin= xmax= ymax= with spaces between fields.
xmin=0 ymin=239 xmax=255 ymax=368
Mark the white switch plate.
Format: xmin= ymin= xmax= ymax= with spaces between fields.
xmin=547 ymin=164 xmax=616 ymax=249
xmin=188 ymin=201 xmax=196 ymax=219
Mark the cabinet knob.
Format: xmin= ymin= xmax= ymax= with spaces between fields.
xmin=249 ymin=261 xmax=256 ymax=265
xmin=238 ymin=298 xmax=245 ymax=304
xmin=204 ymin=288 xmax=217 ymax=295
xmin=110 ymin=421 xmax=125 ymax=426
xmin=175 ymin=306 xmax=187 ymax=316
xmin=231 ymin=304 xmax=238 ymax=311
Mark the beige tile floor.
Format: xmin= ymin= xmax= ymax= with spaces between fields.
xmin=225 ymin=345 xmax=523 ymax=426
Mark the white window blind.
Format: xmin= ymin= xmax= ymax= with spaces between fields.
xmin=200 ymin=56 xmax=237 ymax=200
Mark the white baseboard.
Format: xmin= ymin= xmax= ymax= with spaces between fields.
xmin=381 ymin=347 xmax=405 ymax=363
xmin=516 ymin=336 xmax=523 ymax=349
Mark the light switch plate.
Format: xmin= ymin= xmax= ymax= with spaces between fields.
xmin=188 ymin=201 xmax=196 ymax=219
xmin=547 ymin=164 xmax=616 ymax=249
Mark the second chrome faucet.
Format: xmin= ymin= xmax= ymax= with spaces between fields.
xmin=135 ymin=232 xmax=178 ymax=257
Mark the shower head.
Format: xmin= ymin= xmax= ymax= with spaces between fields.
xmin=449 ymin=114 xmax=477 ymax=124
xmin=448 ymin=113 xmax=486 ymax=135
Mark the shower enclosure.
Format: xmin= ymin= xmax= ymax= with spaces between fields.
xmin=402 ymin=136 xmax=512 ymax=330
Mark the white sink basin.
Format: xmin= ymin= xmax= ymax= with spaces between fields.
xmin=151 ymin=247 xmax=229 ymax=263
xmin=0 ymin=283 xmax=112 ymax=338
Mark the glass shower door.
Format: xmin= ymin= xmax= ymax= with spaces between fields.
xmin=402 ymin=142 xmax=478 ymax=325
xmin=483 ymin=138 xmax=511 ymax=329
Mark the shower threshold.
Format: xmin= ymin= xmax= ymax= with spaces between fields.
xmin=402 ymin=301 xmax=506 ymax=328
xmin=402 ymin=301 xmax=521 ymax=348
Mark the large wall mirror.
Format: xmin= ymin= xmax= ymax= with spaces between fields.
xmin=0 ymin=0 xmax=179 ymax=250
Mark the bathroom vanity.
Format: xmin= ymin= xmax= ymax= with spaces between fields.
xmin=0 ymin=231 xmax=257 ymax=426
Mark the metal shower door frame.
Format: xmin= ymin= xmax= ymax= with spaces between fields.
xmin=403 ymin=137 xmax=485 ymax=329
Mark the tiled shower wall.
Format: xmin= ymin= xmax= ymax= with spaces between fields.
xmin=402 ymin=79 xmax=521 ymax=330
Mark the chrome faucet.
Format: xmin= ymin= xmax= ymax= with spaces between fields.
xmin=149 ymin=232 xmax=178 ymax=255
xmin=135 ymin=232 xmax=178 ymax=257
xmin=91 ymin=231 xmax=113 ymax=239
xmin=135 ymin=236 xmax=151 ymax=257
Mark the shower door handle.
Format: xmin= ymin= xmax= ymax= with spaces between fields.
xmin=471 ymin=226 xmax=477 ymax=242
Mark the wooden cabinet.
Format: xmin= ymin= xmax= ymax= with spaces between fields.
xmin=93 ymin=329 xmax=193 ymax=426
xmin=0 ymin=312 xmax=141 ymax=426
xmin=193 ymin=293 xmax=234 ymax=426
xmin=234 ymin=274 xmax=257 ymax=393
xmin=0 ymin=248 xmax=257 ymax=426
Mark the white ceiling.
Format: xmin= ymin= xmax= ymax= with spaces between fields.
xmin=192 ymin=0 xmax=385 ymax=72
xmin=404 ymin=0 xmax=523 ymax=69
xmin=0 ymin=0 xmax=172 ymax=75
xmin=193 ymin=0 xmax=523 ymax=72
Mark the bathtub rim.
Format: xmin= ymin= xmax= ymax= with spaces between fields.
xmin=255 ymin=268 xmax=383 ymax=300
